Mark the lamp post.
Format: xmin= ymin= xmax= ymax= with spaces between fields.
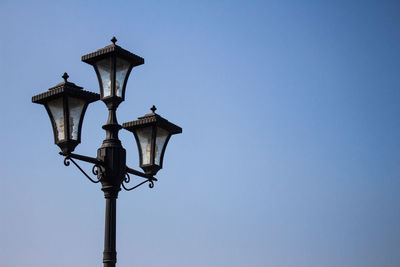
xmin=32 ymin=37 xmax=182 ymax=267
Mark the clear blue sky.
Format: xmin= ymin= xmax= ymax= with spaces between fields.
xmin=1 ymin=1 xmax=399 ymax=266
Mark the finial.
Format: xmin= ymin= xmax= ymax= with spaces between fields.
xmin=150 ymin=105 xmax=157 ymax=113
xmin=111 ymin=36 xmax=117 ymax=44
xmin=62 ymin=72 xmax=69 ymax=82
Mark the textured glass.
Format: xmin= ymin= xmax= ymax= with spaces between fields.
xmin=115 ymin=57 xmax=130 ymax=97
xmin=96 ymin=58 xmax=112 ymax=97
xmin=68 ymin=97 xmax=85 ymax=140
xmin=155 ymin=127 xmax=169 ymax=165
xmin=47 ymin=98 xmax=65 ymax=141
xmin=136 ymin=127 xmax=153 ymax=165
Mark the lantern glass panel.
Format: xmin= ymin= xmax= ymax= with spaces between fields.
xmin=155 ymin=127 xmax=169 ymax=165
xmin=68 ymin=97 xmax=85 ymax=140
xmin=136 ymin=126 xmax=153 ymax=165
xmin=96 ymin=58 xmax=112 ymax=97
xmin=115 ymin=57 xmax=130 ymax=97
xmin=47 ymin=97 xmax=65 ymax=141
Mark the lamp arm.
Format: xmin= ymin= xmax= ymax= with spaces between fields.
xmin=61 ymin=154 xmax=102 ymax=184
xmin=126 ymin=166 xmax=156 ymax=180
xmin=122 ymin=166 xmax=157 ymax=191
xmin=59 ymin=152 xmax=103 ymax=165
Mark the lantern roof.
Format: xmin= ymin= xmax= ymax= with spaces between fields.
xmin=81 ymin=36 xmax=144 ymax=67
xmin=122 ymin=105 xmax=182 ymax=135
xmin=32 ymin=73 xmax=100 ymax=104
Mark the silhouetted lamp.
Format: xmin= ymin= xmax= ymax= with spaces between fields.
xmin=122 ymin=105 xmax=182 ymax=176
xmin=81 ymin=37 xmax=144 ymax=106
xmin=32 ymin=73 xmax=100 ymax=153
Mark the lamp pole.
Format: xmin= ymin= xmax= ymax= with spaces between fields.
xmin=99 ymin=103 xmax=125 ymax=267
xmin=32 ymin=37 xmax=182 ymax=267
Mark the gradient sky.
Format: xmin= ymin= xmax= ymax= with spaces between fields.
xmin=1 ymin=1 xmax=399 ymax=266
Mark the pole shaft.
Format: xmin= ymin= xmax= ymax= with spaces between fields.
xmin=103 ymin=198 xmax=117 ymax=267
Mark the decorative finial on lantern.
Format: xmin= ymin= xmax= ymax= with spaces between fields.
xmin=111 ymin=36 xmax=117 ymax=45
xmin=150 ymin=105 xmax=157 ymax=113
xmin=62 ymin=72 xmax=69 ymax=82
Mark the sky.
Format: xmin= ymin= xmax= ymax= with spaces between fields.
xmin=0 ymin=1 xmax=399 ymax=266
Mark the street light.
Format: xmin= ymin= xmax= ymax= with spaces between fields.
xmin=32 ymin=37 xmax=182 ymax=267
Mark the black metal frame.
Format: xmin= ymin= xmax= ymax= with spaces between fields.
xmin=31 ymin=38 xmax=182 ymax=267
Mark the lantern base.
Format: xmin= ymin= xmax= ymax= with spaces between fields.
xmin=141 ymin=165 xmax=161 ymax=176
xmin=57 ymin=140 xmax=79 ymax=154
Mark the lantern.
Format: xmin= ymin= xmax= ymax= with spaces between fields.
xmin=81 ymin=37 xmax=144 ymax=106
xmin=32 ymin=73 xmax=99 ymax=154
xmin=122 ymin=106 xmax=182 ymax=176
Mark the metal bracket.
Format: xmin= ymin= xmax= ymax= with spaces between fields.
xmin=121 ymin=172 xmax=158 ymax=191
xmin=61 ymin=154 xmax=157 ymax=190
xmin=63 ymin=155 xmax=102 ymax=184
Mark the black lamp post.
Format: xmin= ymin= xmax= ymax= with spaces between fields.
xmin=32 ymin=37 xmax=182 ymax=267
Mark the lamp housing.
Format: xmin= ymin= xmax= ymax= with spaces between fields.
xmin=32 ymin=73 xmax=99 ymax=154
xmin=122 ymin=106 xmax=182 ymax=176
xmin=81 ymin=37 xmax=144 ymax=107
